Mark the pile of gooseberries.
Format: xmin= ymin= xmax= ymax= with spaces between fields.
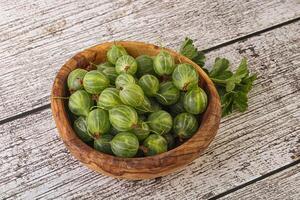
xmin=67 ymin=44 xmax=208 ymax=158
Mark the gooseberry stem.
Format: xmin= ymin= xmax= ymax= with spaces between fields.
xmin=89 ymin=105 xmax=104 ymax=110
xmin=135 ymin=107 xmax=153 ymax=113
xmin=182 ymin=81 xmax=191 ymax=91
xmin=155 ymin=93 xmax=168 ymax=103
xmin=93 ymin=132 xmax=101 ymax=140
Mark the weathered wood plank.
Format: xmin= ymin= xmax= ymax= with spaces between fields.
xmin=0 ymin=0 xmax=300 ymax=120
xmin=221 ymin=163 xmax=300 ymax=200
xmin=0 ymin=21 xmax=299 ymax=199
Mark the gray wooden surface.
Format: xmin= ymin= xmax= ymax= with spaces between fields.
xmin=0 ymin=0 xmax=299 ymax=199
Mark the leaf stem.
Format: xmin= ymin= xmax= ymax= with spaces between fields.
xmin=210 ymin=78 xmax=228 ymax=84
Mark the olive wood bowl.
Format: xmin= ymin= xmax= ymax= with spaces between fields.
xmin=51 ymin=41 xmax=221 ymax=180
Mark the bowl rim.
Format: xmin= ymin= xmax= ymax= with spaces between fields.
xmin=51 ymin=41 xmax=221 ymax=179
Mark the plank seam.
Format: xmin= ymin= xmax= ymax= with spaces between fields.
xmin=202 ymin=16 xmax=300 ymax=53
xmin=210 ymin=159 xmax=300 ymax=200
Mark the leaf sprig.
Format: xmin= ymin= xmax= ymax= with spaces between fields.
xmin=179 ymin=37 xmax=257 ymax=117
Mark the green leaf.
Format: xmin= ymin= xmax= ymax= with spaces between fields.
xmin=212 ymin=58 xmax=256 ymax=117
xmin=224 ymin=58 xmax=250 ymax=92
xmin=193 ymin=51 xmax=206 ymax=67
xmin=233 ymin=91 xmax=248 ymax=112
xmin=209 ymin=58 xmax=230 ymax=78
xmin=235 ymin=58 xmax=249 ymax=78
xmin=238 ymin=74 xmax=257 ymax=93
xmin=179 ymin=37 xmax=206 ymax=68
xmin=179 ymin=37 xmax=198 ymax=59
xmin=225 ymin=80 xmax=236 ymax=92
xmin=220 ymin=92 xmax=234 ymax=117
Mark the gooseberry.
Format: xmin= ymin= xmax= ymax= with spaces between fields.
xmin=67 ymin=68 xmax=87 ymax=92
xmin=147 ymin=110 xmax=172 ymax=135
xmin=86 ymin=108 xmax=111 ymax=139
xmin=83 ymin=70 xmax=110 ymax=94
xmin=138 ymin=74 xmax=159 ymax=97
xmin=107 ymin=45 xmax=128 ymax=64
xmin=111 ymin=132 xmax=139 ymax=158
xmin=155 ymin=81 xmax=180 ymax=105
xmin=172 ymin=63 xmax=198 ymax=91
xmin=173 ymin=113 xmax=198 ymax=139
xmin=94 ymin=134 xmax=114 ymax=155
xmin=183 ymin=86 xmax=208 ymax=114
xmin=119 ymin=84 xmax=145 ymax=107
xmin=115 ymin=73 xmax=136 ymax=90
xmin=97 ymin=88 xmax=122 ymax=110
xmin=115 ymin=55 xmax=137 ymax=75
xmin=68 ymin=90 xmax=93 ymax=117
xmin=153 ymin=50 xmax=175 ymax=76
xmin=109 ymin=105 xmax=138 ymax=131
xmin=73 ymin=116 xmax=93 ymax=142
xmin=142 ymin=134 xmax=167 ymax=156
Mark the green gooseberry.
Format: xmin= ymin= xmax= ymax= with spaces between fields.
xmin=83 ymin=70 xmax=110 ymax=94
xmin=86 ymin=108 xmax=111 ymax=139
xmin=153 ymin=50 xmax=175 ymax=76
xmin=132 ymin=119 xmax=150 ymax=142
xmin=155 ymin=81 xmax=180 ymax=105
xmin=111 ymin=132 xmax=139 ymax=158
xmin=163 ymin=133 xmax=175 ymax=150
xmin=100 ymin=67 xmax=118 ymax=83
xmin=138 ymin=74 xmax=159 ymax=97
xmin=67 ymin=68 xmax=87 ymax=92
xmin=136 ymin=55 xmax=155 ymax=77
xmin=135 ymin=96 xmax=152 ymax=114
xmin=115 ymin=55 xmax=137 ymax=75
xmin=107 ymin=45 xmax=128 ymax=64
xmin=97 ymin=88 xmax=122 ymax=110
xmin=183 ymin=86 xmax=208 ymax=114
xmin=142 ymin=134 xmax=168 ymax=156
xmin=73 ymin=117 xmax=93 ymax=143
xmin=109 ymin=105 xmax=138 ymax=131
xmin=94 ymin=134 xmax=113 ymax=155
xmin=147 ymin=110 xmax=172 ymax=135
xmin=172 ymin=63 xmax=199 ymax=91
xmin=96 ymin=62 xmax=114 ymax=70
xmin=68 ymin=90 xmax=93 ymax=117
xmin=115 ymin=73 xmax=136 ymax=90
xmin=119 ymin=84 xmax=145 ymax=107
xmin=173 ymin=113 xmax=198 ymax=139
xmin=169 ymin=92 xmax=185 ymax=116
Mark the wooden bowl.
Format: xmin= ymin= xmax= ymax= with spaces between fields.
xmin=51 ymin=41 xmax=221 ymax=180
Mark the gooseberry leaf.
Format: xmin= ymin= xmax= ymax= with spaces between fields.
xmin=179 ymin=37 xmax=198 ymax=59
xmin=238 ymin=74 xmax=257 ymax=93
xmin=193 ymin=51 xmax=206 ymax=67
xmin=209 ymin=58 xmax=230 ymax=79
xmin=233 ymin=91 xmax=248 ymax=112
xmin=179 ymin=37 xmax=206 ymax=68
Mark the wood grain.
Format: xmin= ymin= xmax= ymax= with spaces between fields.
xmin=0 ymin=0 xmax=300 ymax=120
xmin=51 ymin=41 xmax=221 ymax=179
xmin=221 ymin=163 xmax=300 ymax=200
xmin=1 ymin=21 xmax=299 ymax=198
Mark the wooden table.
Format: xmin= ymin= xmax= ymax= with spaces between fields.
xmin=0 ymin=0 xmax=299 ymax=199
